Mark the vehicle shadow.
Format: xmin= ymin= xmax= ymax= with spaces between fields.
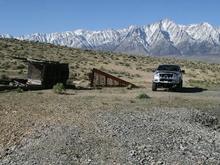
xmin=171 ymin=87 xmax=207 ymax=93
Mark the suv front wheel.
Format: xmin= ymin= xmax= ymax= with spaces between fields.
xmin=176 ymin=80 xmax=183 ymax=90
xmin=152 ymin=82 xmax=157 ymax=91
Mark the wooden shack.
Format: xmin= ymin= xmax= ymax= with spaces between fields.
xmin=26 ymin=58 xmax=69 ymax=88
xmin=89 ymin=68 xmax=136 ymax=87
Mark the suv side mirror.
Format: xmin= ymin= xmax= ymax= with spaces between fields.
xmin=181 ymin=70 xmax=185 ymax=74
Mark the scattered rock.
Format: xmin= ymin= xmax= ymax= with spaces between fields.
xmin=192 ymin=112 xmax=218 ymax=127
xmin=1 ymin=108 xmax=220 ymax=164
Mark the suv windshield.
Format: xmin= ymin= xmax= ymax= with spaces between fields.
xmin=157 ymin=65 xmax=180 ymax=71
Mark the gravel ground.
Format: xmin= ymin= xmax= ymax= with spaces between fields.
xmin=1 ymin=108 xmax=220 ymax=165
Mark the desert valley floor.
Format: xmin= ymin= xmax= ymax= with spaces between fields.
xmin=0 ymin=38 xmax=220 ymax=164
xmin=0 ymin=86 xmax=220 ymax=164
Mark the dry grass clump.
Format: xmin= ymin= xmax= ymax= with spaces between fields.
xmin=136 ymin=92 xmax=150 ymax=99
xmin=53 ymin=83 xmax=65 ymax=94
xmin=0 ymin=74 xmax=9 ymax=80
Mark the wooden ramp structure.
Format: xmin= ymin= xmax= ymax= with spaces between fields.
xmin=89 ymin=68 xmax=136 ymax=88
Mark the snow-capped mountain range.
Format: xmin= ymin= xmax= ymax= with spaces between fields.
xmin=1 ymin=19 xmax=220 ymax=56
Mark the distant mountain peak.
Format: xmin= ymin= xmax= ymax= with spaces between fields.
xmin=201 ymin=22 xmax=212 ymax=27
xmin=0 ymin=34 xmax=12 ymax=38
xmin=160 ymin=18 xmax=175 ymax=24
xmin=1 ymin=19 xmax=220 ymax=56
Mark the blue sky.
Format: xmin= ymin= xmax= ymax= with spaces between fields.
xmin=0 ymin=0 xmax=219 ymax=36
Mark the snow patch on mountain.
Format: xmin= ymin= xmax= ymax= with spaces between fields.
xmin=1 ymin=19 xmax=220 ymax=56
xmin=0 ymin=34 xmax=12 ymax=38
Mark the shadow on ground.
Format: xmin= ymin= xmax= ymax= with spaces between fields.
xmin=173 ymin=87 xmax=207 ymax=93
xmin=156 ymin=87 xmax=207 ymax=93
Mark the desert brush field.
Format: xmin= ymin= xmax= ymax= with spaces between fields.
xmin=1 ymin=38 xmax=220 ymax=88
xmin=0 ymin=38 xmax=220 ymax=164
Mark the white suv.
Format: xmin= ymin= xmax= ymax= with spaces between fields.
xmin=152 ymin=64 xmax=185 ymax=91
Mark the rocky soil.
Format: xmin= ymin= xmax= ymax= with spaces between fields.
xmin=1 ymin=108 xmax=219 ymax=165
